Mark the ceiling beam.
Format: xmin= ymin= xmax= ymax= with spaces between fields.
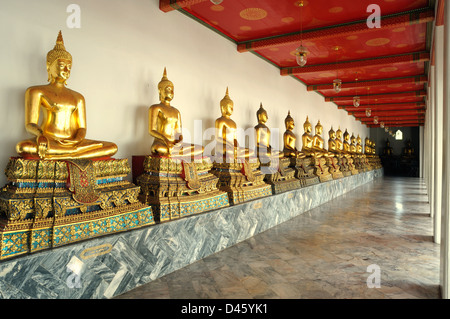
xmin=282 ymin=52 xmax=429 ymax=76
xmin=307 ymin=75 xmax=428 ymax=92
xmin=358 ymin=115 xmax=425 ymax=122
xmin=237 ymin=8 xmax=434 ymax=53
xmin=325 ymin=90 xmax=427 ymax=102
xmin=338 ymin=102 xmax=425 ymax=109
xmin=160 ymin=0 xmax=208 ymax=12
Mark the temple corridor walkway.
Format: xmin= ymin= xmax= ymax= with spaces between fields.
xmin=115 ymin=177 xmax=441 ymax=299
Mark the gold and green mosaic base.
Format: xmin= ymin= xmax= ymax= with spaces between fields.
xmin=0 ymin=157 xmax=154 ymax=260
xmin=137 ymin=155 xmax=230 ymax=222
xmin=211 ymin=159 xmax=272 ymax=205
xmin=260 ymin=158 xmax=302 ymax=194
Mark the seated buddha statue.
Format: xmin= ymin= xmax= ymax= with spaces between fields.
xmin=215 ymin=88 xmax=253 ymax=162
xmin=311 ymin=120 xmax=330 ymax=157
xmin=149 ymin=68 xmax=203 ymax=160
xmin=350 ymin=134 xmax=357 ymax=154
xmin=365 ymin=137 xmax=372 ymax=155
xmin=382 ymin=139 xmax=393 ymax=157
xmin=356 ymin=135 xmax=363 ymax=154
xmin=328 ymin=127 xmax=339 ymax=154
xmin=282 ymin=112 xmax=305 ymax=158
xmin=254 ymin=103 xmax=283 ymax=163
xmin=402 ymin=139 xmax=414 ymax=157
xmin=335 ymin=127 xmax=344 ymax=153
xmin=16 ymin=31 xmax=118 ymax=160
xmin=343 ymin=129 xmax=351 ymax=154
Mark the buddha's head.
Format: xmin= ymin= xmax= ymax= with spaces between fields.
xmin=351 ymin=134 xmax=356 ymax=144
xmin=357 ymin=135 xmax=362 ymax=144
xmin=257 ymin=103 xmax=268 ymax=125
xmin=158 ymin=68 xmax=174 ymax=104
xmin=343 ymin=129 xmax=350 ymax=142
xmin=329 ymin=127 xmax=336 ymax=139
xmin=303 ymin=116 xmax=312 ymax=134
xmin=365 ymin=137 xmax=370 ymax=145
xmin=315 ymin=120 xmax=323 ymax=136
xmin=285 ymin=111 xmax=294 ymax=130
xmin=220 ymin=87 xmax=234 ymax=117
xmin=336 ymin=127 xmax=343 ymax=140
xmin=46 ymin=31 xmax=72 ymax=85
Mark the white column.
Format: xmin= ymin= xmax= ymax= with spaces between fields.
xmin=440 ymin=0 xmax=450 ymax=299
xmin=419 ymin=126 xmax=424 ymax=178
xmin=430 ymin=66 xmax=436 ymax=215
xmin=434 ymin=26 xmax=444 ymax=244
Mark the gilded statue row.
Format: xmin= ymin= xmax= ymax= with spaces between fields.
xmin=0 ymin=32 xmax=382 ymax=260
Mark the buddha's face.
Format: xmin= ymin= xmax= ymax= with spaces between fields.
xmin=160 ymin=84 xmax=174 ymax=103
xmin=48 ymin=58 xmax=72 ymax=82
xmin=315 ymin=126 xmax=322 ymax=136
xmin=329 ymin=131 xmax=336 ymax=139
xmin=258 ymin=111 xmax=268 ymax=124
xmin=344 ymin=134 xmax=349 ymax=142
xmin=286 ymin=119 xmax=294 ymax=130
xmin=304 ymin=123 xmax=311 ymax=134
xmin=221 ymin=100 xmax=234 ymax=117
xmin=351 ymin=137 xmax=356 ymax=144
xmin=336 ymin=131 xmax=342 ymax=139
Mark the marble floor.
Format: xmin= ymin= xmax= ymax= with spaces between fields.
xmin=115 ymin=177 xmax=441 ymax=299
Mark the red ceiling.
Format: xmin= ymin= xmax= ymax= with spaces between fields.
xmin=160 ymin=0 xmax=437 ymax=127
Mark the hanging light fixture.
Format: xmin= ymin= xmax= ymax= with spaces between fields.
xmin=210 ymin=0 xmax=223 ymax=5
xmin=380 ymin=122 xmax=385 ymax=128
xmin=365 ymin=108 xmax=371 ymax=117
xmin=373 ymin=116 xmax=379 ymax=124
xmin=332 ymin=46 xmax=342 ymax=93
xmin=353 ymin=72 xmax=360 ymax=107
xmin=295 ymin=0 xmax=307 ymax=67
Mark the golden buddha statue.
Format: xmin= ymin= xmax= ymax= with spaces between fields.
xmin=382 ymin=139 xmax=393 ymax=157
xmin=343 ymin=129 xmax=351 ymax=154
xmin=149 ymin=68 xmax=203 ymax=160
xmin=350 ymin=134 xmax=357 ymax=154
xmin=328 ymin=127 xmax=338 ymax=153
xmin=16 ymin=31 xmax=118 ymax=160
xmin=327 ymin=127 xmax=344 ymax=179
xmin=215 ymin=88 xmax=253 ymax=162
xmin=254 ymin=105 xmax=301 ymax=193
xmin=335 ymin=127 xmax=344 ymax=153
xmin=311 ymin=120 xmax=330 ymax=157
xmin=254 ymin=103 xmax=283 ymax=161
xmin=364 ymin=137 xmax=372 ymax=155
xmin=283 ymin=112 xmax=305 ymax=158
xmin=301 ymin=116 xmax=315 ymax=156
xmin=356 ymin=135 xmax=363 ymax=154
xmin=282 ymin=112 xmax=318 ymax=186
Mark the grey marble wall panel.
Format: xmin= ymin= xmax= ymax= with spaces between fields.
xmin=0 ymin=169 xmax=383 ymax=299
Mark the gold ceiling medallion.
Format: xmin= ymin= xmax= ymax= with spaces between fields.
xmin=239 ymin=8 xmax=268 ymax=21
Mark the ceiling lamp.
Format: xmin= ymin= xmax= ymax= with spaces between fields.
xmin=365 ymin=108 xmax=371 ymax=117
xmin=373 ymin=116 xmax=379 ymax=124
xmin=210 ymin=0 xmax=223 ymax=4
xmin=353 ymin=72 xmax=360 ymax=107
xmin=333 ymin=46 xmax=342 ymax=93
xmin=295 ymin=0 xmax=307 ymax=67
xmin=380 ymin=122 xmax=385 ymax=128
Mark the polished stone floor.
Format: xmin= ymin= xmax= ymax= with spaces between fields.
xmin=115 ymin=177 xmax=440 ymax=299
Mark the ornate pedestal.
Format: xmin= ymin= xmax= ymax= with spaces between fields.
xmin=288 ymin=156 xmax=320 ymax=187
xmin=137 ymin=155 xmax=229 ymax=222
xmin=312 ymin=156 xmax=333 ymax=183
xmin=259 ymin=157 xmax=302 ymax=194
xmin=326 ymin=156 xmax=344 ymax=180
xmin=210 ymin=158 xmax=272 ymax=205
xmin=339 ymin=156 xmax=352 ymax=177
xmin=348 ymin=156 xmax=359 ymax=175
xmin=0 ymin=157 xmax=154 ymax=260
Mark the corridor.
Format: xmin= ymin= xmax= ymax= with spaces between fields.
xmin=115 ymin=177 xmax=440 ymax=299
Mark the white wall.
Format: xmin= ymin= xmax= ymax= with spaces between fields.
xmin=0 ymin=0 xmax=369 ymax=185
